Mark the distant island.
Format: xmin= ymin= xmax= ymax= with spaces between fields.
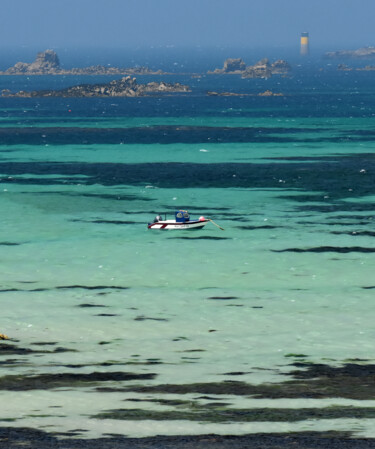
xmin=337 ymin=64 xmax=375 ymax=71
xmin=207 ymin=90 xmax=284 ymax=97
xmin=1 ymin=76 xmax=190 ymax=98
xmin=0 ymin=49 xmax=167 ymax=76
xmin=324 ymin=47 xmax=375 ymax=59
xmin=208 ymin=58 xmax=291 ymax=78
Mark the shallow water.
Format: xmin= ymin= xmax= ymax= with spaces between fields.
xmin=1 ymin=68 xmax=375 ymax=439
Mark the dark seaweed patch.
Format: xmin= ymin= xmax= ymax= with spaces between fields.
xmin=0 ymin=359 xmax=30 ymax=367
xmin=1 ymin=157 xmax=375 ymax=207
xmin=77 ymin=303 xmax=108 ymax=308
xmin=331 ymin=230 xmax=375 ymax=237
xmin=0 ymin=427 xmax=365 ymax=449
xmin=112 ymin=362 xmax=375 ymax=400
xmin=328 ymin=214 xmax=375 ymax=220
xmin=0 ymin=371 xmax=156 ymax=391
xmin=0 ymin=288 xmax=23 ymax=293
xmin=134 ymin=316 xmax=168 ymax=322
xmin=0 ymin=285 xmax=129 ymax=293
xmin=0 ymin=343 xmax=75 ymax=355
xmin=273 ymin=246 xmax=375 ymax=253
xmin=56 ymin=285 xmax=129 ymax=290
xmin=93 ymin=406 xmax=375 ymax=422
xmin=168 ymin=236 xmax=230 ymax=240
xmin=289 ymin=362 xmax=375 ymax=379
xmin=0 ymin=125 xmax=323 ymax=146
xmin=235 ymin=225 xmax=280 ymax=230
xmin=179 ymin=349 xmax=206 ymax=353
xmin=126 ymin=398 xmax=193 ymax=407
xmin=207 ymin=296 xmax=239 ymax=300
xmin=71 ymin=219 xmax=142 ymax=225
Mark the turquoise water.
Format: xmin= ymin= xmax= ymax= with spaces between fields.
xmin=1 ymin=69 xmax=375 ymax=438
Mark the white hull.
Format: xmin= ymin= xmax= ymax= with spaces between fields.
xmin=148 ymin=219 xmax=209 ymax=230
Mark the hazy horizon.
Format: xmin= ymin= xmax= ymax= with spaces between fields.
xmin=1 ymin=0 xmax=374 ymax=51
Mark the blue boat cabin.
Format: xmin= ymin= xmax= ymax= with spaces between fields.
xmin=175 ymin=210 xmax=190 ymax=223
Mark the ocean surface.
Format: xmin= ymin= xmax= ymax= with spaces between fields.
xmin=1 ymin=59 xmax=375 ymax=440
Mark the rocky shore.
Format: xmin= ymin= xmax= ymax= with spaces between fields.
xmin=208 ymin=58 xmax=291 ymax=78
xmin=0 ymin=50 xmax=167 ymax=76
xmin=1 ymin=76 xmax=190 ymax=98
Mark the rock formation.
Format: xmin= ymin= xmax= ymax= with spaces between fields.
xmin=208 ymin=58 xmax=291 ymax=78
xmin=3 ymin=50 xmax=60 ymax=74
xmin=337 ymin=64 xmax=375 ymax=71
xmin=3 ymin=50 xmax=61 ymax=74
xmin=0 ymin=50 xmax=167 ymax=75
xmin=207 ymin=90 xmax=284 ymax=97
xmin=257 ymin=90 xmax=284 ymax=96
xmin=270 ymin=59 xmax=292 ymax=74
xmin=325 ymin=47 xmax=375 ymax=59
xmin=2 ymin=76 xmax=190 ymax=98
xmin=241 ymin=58 xmax=272 ymax=78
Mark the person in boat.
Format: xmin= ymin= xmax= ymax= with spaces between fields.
xmin=153 ymin=211 xmax=191 ymax=223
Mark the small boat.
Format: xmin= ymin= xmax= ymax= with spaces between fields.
xmin=148 ymin=210 xmax=209 ymax=230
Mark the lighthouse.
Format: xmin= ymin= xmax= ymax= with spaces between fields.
xmin=300 ymin=32 xmax=309 ymax=56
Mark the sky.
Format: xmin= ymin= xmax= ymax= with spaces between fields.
xmin=0 ymin=0 xmax=374 ymax=50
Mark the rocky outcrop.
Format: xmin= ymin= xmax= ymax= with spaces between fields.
xmin=0 ymin=50 xmax=167 ymax=75
xmin=337 ymin=64 xmax=352 ymax=71
xmin=337 ymin=64 xmax=375 ymax=71
xmin=208 ymin=58 xmax=291 ymax=78
xmin=2 ymin=76 xmax=190 ymax=98
xmin=207 ymin=90 xmax=284 ymax=97
xmin=66 ymin=65 xmax=165 ymax=75
xmin=325 ymin=47 xmax=375 ymax=59
xmin=4 ymin=50 xmax=60 ymax=74
xmin=242 ymin=58 xmax=272 ymax=78
xmin=270 ymin=59 xmax=292 ymax=74
xmin=210 ymin=58 xmax=247 ymax=74
xmin=257 ymin=90 xmax=284 ymax=96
